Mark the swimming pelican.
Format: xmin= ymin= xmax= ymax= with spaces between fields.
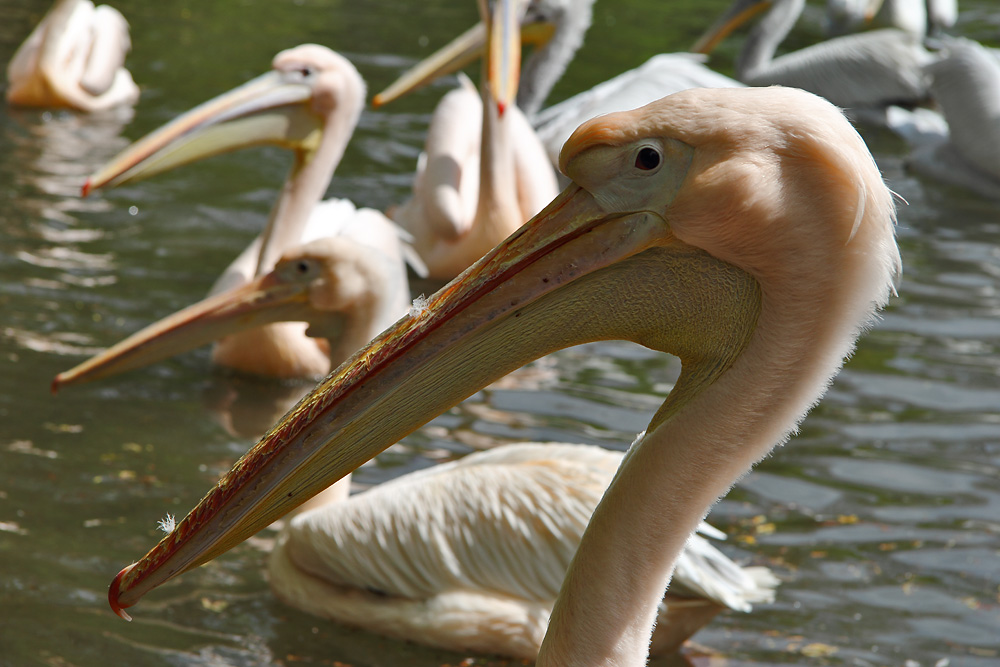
xmin=380 ymin=0 xmax=558 ymax=279
xmin=52 ymin=225 xmax=412 ymax=391
xmin=104 ymin=86 xmax=900 ymax=666
xmin=52 ymin=201 xmax=776 ymax=655
xmin=694 ymin=0 xmax=935 ymax=117
xmin=906 ymin=38 xmax=1000 ymax=199
xmin=72 ymin=45 xmax=415 ymax=381
xmin=6 ymin=0 xmax=138 ymax=111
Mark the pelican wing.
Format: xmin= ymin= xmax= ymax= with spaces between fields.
xmin=276 ymin=443 xmax=614 ymax=603
xmin=274 ymin=442 xmax=776 ymax=611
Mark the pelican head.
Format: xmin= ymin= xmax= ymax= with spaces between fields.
xmin=52 ymin=234 xmax=406 ymax=392
xmin=373 ymin=0 xmax=591 ymax=116
xmin=104 ymin=87 xmax=898 ymax=646
xmin=83 ymin=44 xmax=365 ymax=195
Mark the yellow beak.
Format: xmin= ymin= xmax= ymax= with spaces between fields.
xmin=83 ymin=69 xmax=320 ymax=196
xmin=52 ymin=270 xmax=311 ymax=393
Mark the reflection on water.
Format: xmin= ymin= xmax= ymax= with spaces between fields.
xmin=1 ymin=0 xmax=999 ymax=666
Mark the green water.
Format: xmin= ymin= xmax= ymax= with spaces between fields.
xmin=1 ymin=0 xmax=999 ymax=665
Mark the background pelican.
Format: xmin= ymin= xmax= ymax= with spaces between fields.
xmin=694 ymin=0 xmax=936 ymax=121
xmin=380 ymin=0 xmax=557 ymax=279
xmin=101 ymin=86 xmax=899 ymax=666
xmin=52 ymin=225 xmax=412 ymax=391
xmin=75 ymin=44 xmax=419 ymax=380
xmin=906 ymin=37 xmax=1000 ymax=199
xmin=6 ymin=0 xmax=138 ymax=111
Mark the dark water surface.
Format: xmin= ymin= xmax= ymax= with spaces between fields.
xmin=1 ymin=1 xmax=999 ymax=665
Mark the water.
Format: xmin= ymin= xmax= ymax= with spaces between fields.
xmin=1 ymin=0 xmax=999 ymax=665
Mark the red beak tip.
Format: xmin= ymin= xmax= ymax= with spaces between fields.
xmin=497 ymin=101 xmax=506 ymax=117
xmin=81 ymin=179 xmax=92 ymax=198
xmin=50 ymin=376 xmax=61 ymax=396
xmin=109 ymin=564 xmax=135 ymax=622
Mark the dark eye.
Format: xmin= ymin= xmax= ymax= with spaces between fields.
xmin=635 ymin=147 xmax=661 ymax=171
xmin=299 ymin=66 xmax=314 ymax=78
xmin=295 ymin=260 xmax=311 ymax=274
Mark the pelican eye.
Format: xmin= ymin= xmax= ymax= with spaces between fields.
xmin=635 ymin=147 xmax=661 ymax=171
xmin=295 ymin=260 xmax=311 ymax=274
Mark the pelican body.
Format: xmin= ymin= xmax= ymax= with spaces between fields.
xmin=271 ymin=442 xmax=777 ymax=658
xmin=6 ymin=0 xmax=138 ymax=111
xmin=103 ymin=86 xmax=899 ymax=666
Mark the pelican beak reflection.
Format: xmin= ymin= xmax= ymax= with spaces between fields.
xmin=52 ymin=254 xmax=323 ymax=393
xmin=106 ymin=101 xmax=764 ymax=621
xmin=372 ymin=0 xmax=551 ymax=110
xmin=82 ymin=67 xmax=322 ymax=195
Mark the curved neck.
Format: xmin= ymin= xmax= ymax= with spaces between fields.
xmin=517 ymin=4 xmax=594 ymax=117
xmin=539 ymin=254 xmax=872 ymax=665
xmin=255 ymin=110 xmax=357 ymax=275
xmin=737 ymin=0 xmax=804 ymax=79
xmin=41 ymin=0 xmax=79 ymax=50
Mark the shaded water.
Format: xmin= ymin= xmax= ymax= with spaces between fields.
xmin=1 ymin=0 xmax=999 ymax=665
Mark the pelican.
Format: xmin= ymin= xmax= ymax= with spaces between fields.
xmin=53 ymin=192 xmax=776 ymax=657
xmin=376 ymin=0 xmax=742 ymax=168
xmin=6 ymin=0 xmax=138 ymax=111
xmin=71 ymin=45 xmax=417 ymax=381
xmin=906 ymin=38 xmax=1000 ymax=199
xmin=103 ymin=86 xmax=900 ymax=666
xmin=379 ymin=1 xmax=558 ymax=279
xmin=694 ymin=0 xmax=936 ymax=118
xmin=52 ymin=225 xmax=412 ymax=391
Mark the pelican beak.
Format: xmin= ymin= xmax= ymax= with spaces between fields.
xmin=83 ymin=70 xmax=320 ymax=196
xmin=105 ymin=107 xmax=760 ymax=621
xmin=52 ymin=270 xmax=311 ymax=393
xmin=488 ymin=0 xmax=522 ymax=115
xmin=692 ymin=0 xmax=772 ymax=55
xmin=371 ymin=0 xmax=553 ymax=108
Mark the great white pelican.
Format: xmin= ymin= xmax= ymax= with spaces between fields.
xmin=54 ymin=188 xmax=777 ymax=658
xmin=103 ymin=85 xmax=900 ymax=666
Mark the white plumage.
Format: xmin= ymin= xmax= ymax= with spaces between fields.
xmin=270 ymin=442 xmax=777 ymax=659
